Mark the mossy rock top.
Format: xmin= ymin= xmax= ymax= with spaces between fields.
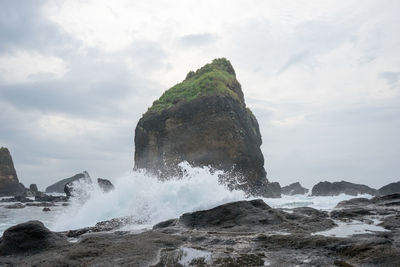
xmin=146 ymin=58 xmax=244 ymax=114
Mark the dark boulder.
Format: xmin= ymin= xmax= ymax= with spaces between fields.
xmin=0 ymin=147 xmax=25 ymax=196
xmin=281 ymin=182 xmax=309 ymax=195
xmin=378 ymin=181 xmax=400 ymax=196
xmin=42 ymin=207 xmax=51 ymax=212
xmin=0 ymin=220 xmax=67 ymax=255
xmin=134 ymin=58 xmax=279 ymax=197
xmin=311 ymin=180 xmax=377 ymax=196
xmin=97 ymin=178 xmax=114 ymax=192
xmin=172 ymin=199 xmax=335 ymax=233
xmin=45 ymin=171 xmax=91 ymax=193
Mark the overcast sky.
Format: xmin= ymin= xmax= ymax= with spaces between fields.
xmin=0 ymin=0 xmax=399 ymax=190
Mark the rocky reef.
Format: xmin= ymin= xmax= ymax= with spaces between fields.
xmin=0 ymin=147 xmax=25 ymax=196
xmin=134 ymin=58 xmax=279 ymax=197
xmin=1 ymin=194 xmax=400 ymax=266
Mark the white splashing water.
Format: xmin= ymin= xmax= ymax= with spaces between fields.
xmin=50 ymin=162 xmax=374 ymax=232
xmin=51 ymin=163 xmax=247 ymax=231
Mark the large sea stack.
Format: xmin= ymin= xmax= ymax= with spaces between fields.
xmin=134 ymin=58 xmax=280 ymax=197
xmin=0 ymin=147 xmax=24 ymax=196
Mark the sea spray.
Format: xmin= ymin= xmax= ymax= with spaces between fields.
xmin=51 ymin=163 xmax=247 ymax=231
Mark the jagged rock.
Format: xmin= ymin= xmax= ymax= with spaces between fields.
xmin=378 ymin=181 xmax=400 ymax=196
xmin=281 ymin=182 xmax=309 ymax=195
xmin=97 ymin=178 xmax=114 ymax=192
xmin=0 ymin=147 xmax=25 ymax=196
xmin=134 ymin=58 xmax=279 ymax=197
xmin=336 ymin=197 xmax=371 ymax=208
xmin=45 ymin=171 xmax=91 ymax=193
xmin=311 ymin=180 xmax=377 ymax=196
xmin=0 ymin=220 xmax=67 ymax=255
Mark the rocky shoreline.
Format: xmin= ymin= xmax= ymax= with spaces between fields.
xmin=1 ymin=193 xmax=399 ymax=266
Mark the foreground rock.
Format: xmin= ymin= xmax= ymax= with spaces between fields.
xmin=46 ymin=171 xmax=91 ymax=193
xmin=0 ymin=221 xmax=67 ymax=255
xmin=0 ymin=147 xmax=25 ymax=196
xmin=312 ymin=180 xmax=377 ymax=196
xmin=2 ymin=197 xmax=400 ymax=266
xmin=281 ymin=182 xmax=308 ymax=195
xmin=134 ymin=58 xmax=279 ymax=197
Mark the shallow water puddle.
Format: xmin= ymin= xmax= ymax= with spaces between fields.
xmin=313 ymin=220 xmax=388 ymax=237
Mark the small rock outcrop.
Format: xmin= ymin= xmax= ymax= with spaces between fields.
xmin=378 ymin=181 xmax=400 ymax=196
xmin=311 ymin=180 xmax=377 ymax=196
xmin=0 ymin=220 xmax=67 ymax=255
xmin=0 ymin=147 xmax=24 ymax=196
xmin=29 ymin=184 xmax=39 ymax=197
xmin=281 ymin=182 xmax=309 ymax=195
xmin=97 ymin=178 xmax=114 ymax=192
xmin=134 ymin=58 xmax=279 ymax=197
xmin=46 ymin=171 xmax=90 ymax=193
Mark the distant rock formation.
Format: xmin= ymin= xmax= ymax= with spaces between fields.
xmin=311 ymin=180 xmax=377 ymax=196
xmin=281 ymin=182 xmax=309 ymax=195
xmin=29 ymin=184 xmax=39 ymax=197
xmin=378 ymin=181 xmax=400 ymax=196
xmin=134 ymin=58 xmax=280 ymax=197
xmin=97 ymin=178 xmax=114 ymax=192
xmin=45 ymin=171 xmax=90 ymax=193
xmin=0 ymin=147 xmax=24 ymax=196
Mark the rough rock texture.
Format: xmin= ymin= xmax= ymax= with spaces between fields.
xmin=0 ymin=220 xmax=67 ymax=255
xmin=281 ymin=182 xmax=309 ymax=195
xmin=97 ymin=178 xmax=114 ymax=192
xmin=134 ymin=58 xmax=278 ymax=197
xmin=0 ymin=147 xmax=23 ymax=196
xmin=2 ymin=197 xmax=400 ymax=266
xmin=46 ymin=171 xmax=90 ymax=193
xmin=378 ymin=181 xmax=400 ymax=196
xmin=311 ymin=180 xmax=377 ymax=196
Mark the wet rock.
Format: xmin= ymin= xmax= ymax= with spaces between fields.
xmin=379 ymin=215 xmax=400 ymax=230
xmin=0 ymin=220 xmax=67 ymax=255
xmin=42 ymin=207 xmax=51 ymax=212
xmin=35 ymin=194 xmax=67 ymax=202
xmin=175 ymin=199 xmax=335 ymax=233
xmin=371 ymin=193 xmax=400 ymax=206
xmin=25 ymin=202 xmax=56 ymax=207
xmin=330 ymin=208 xmax=373 ymax=220
xmin=336 ymin=197 xmax=371 ymax=208
xmin=4 ymin=203 xmax=25 ymax=209
xmin=281 ymin=182 xmax=309 ymax=195
xmin=97 ymin=178 xmax=114 ymax=192
xmin=311 ymin=180 xmax=377 ymax=196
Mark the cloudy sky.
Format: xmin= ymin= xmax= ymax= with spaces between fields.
xmin=0 ymin=0 xmax=399 ymax=190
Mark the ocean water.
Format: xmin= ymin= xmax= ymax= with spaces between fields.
xmin=0 ymin=163 xmax=374 ymax=235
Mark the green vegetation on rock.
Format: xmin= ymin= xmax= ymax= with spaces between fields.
xmin=147 ymin=58 xmax=242 ymax=114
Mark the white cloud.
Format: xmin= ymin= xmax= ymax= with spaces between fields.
xmin=0 ymin=51 xmax=68 ymax=84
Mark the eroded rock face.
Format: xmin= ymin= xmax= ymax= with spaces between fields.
xmin=281 ymin=182 xmax=309 ymax=195
xmin=0 ymin=147 xmax=23 ymax=196
xmin=311 ymin=180 xmax=377 ymax=196
xmin=134 ymin=59 xmax=278 ymax=197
